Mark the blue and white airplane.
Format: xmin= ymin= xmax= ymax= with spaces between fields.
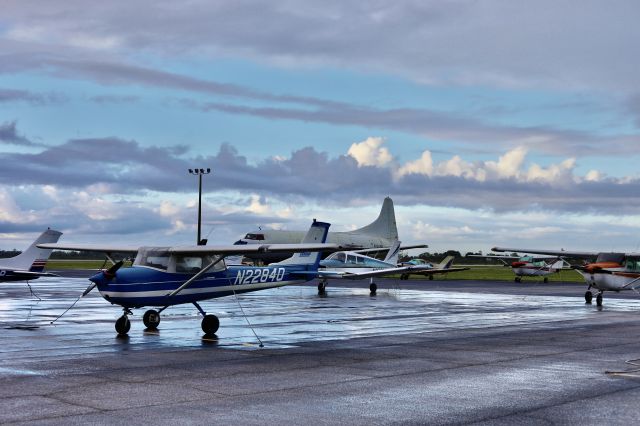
xmin=39 ymin=221 xmax=336 ymax=335
xmin=316 ymin=241 xmax=468 ymax=295
xmin=1 ymin=228 xmax=62 ymax=282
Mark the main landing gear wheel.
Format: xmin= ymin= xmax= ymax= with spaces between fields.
xmin=143 ymin=309 xmax=161 ymax=329
xmin=514 ymin=277 xmax=522 ymax=283
xmin=543 ymin=277 xmax=548 ymax=283
xmin=201 ymin=314 xmax=220 ymax=334
xmin=585 ymin=291 xmax=593 ymax=304
xmin=369 ymin=283 xmax=377 ymax=295
xmin=400 ymin=274 xmax=408 ymax=280
xmin=596 ymin=293 xmax=603 ymax=307
xmin=428 ymin=275 xmax=434 ymax=281
xmin=115 ymin=315 xmax=131 ymax=335
xmin=318 ymin=281 xmax=326 ymax=295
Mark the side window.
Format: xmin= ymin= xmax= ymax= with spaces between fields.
xmin=336 ymin=253 xmax=346 ymax=262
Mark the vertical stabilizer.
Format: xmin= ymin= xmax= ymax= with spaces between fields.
xmin=1 ymin=229 xmax=63 ymax=271
xmin=351 ymin=197 xmax=398 ymax=240
xmin=438 ymin=256 xmax=455 ymax=269
xmin=383 ymin=240 xmax=402 ymax=265
xmin=273 ymin=221 xmax=330 ymax=267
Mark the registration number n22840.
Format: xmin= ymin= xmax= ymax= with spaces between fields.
xmin=234 ymin=268 xmax=286 ymax=285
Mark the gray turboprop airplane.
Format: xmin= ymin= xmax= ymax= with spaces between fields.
xmin=234 ymin=197 xmax=424 ymax=263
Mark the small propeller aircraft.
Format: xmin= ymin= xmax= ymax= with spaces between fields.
xmin=467 ymin=253 xmax=567 ymax=283
xmin=0 ymin=228 xmax=62 ymax=283
xmin=397 ymin=256 xmax=466 ymax=281
xmin=39 ymin=221 xmax=337 ymax=335
xmin=490 ymin=246 xmax=637 ymax=306
xmin=314 ymin=241 xmax=467 ymax=295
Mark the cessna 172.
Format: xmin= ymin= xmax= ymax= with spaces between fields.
xmin=315 ymin=241 xmax=468 ymax=295
xmin=235 ymin=197 xmax=399 ymax=263
xmin=39 ymin=221 xmax=337 ymax=335
xmin=489 ymin=246 xmax=638 ymax=306
xmin=0 ymin=228 xmax=62 ymax=282
xmin=468 ymin=253 xmax=566 ymax=283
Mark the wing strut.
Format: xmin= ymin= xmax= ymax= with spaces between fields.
xmin=167 ymin=256 xmax=226 ymax=298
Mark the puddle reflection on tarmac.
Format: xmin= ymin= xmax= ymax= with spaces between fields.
xmin=0 ymin=277 xmax=637 ymax=358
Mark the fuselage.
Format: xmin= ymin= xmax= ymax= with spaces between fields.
xmin=511 ymin=256 xmax=560 ymax=277
xmin=319 ymin=251 xmax=394 ymax=274
xmin=94 ymin=263 xmax=316 ymax=308
xmin=576 ymin=252 xmax=640 ymax=292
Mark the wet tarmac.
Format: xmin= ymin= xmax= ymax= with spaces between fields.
xmin=3 ymin=276 xmax=640 ymax=424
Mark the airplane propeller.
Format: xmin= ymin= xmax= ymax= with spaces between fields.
xmin=83 ymin=260 xmax=124 ymax=297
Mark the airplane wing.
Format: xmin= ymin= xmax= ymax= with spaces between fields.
xmin=168 ymin=243 xmax=339 ymax=254
xmin=38 ymin=243 xmax=339 ymax=256
xmin=353 ymin=244 xmax=428 ymax=255
xmin=467 ymin=254 xmax=520 ymax=260
xmin=491 ymin=247 xmax=598 ymax=259
xmin=37 ymin=243 xmax=140 ymax=253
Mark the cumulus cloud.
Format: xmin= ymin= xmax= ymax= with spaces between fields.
xmin=347 ymin=137 xmax=393 ymax=167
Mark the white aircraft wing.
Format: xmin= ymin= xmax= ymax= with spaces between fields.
xmin=168 ymin=243 xmax=339 ymax=255
xmin=2 ymin=269 xmax=59 ymax=277
xmin=39 ymin=243 xmax=339 ymax=255
xmin=491 ymin=247 xmax=598 ymax=258
xmin=37 ymin=243 xmax=140 ymax=253
xmin=467 ymin=254 xmax=520 ymax=260
xmin=354 ymin=244 xmax=428 ymax=255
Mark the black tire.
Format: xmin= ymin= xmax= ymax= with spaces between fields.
xmin=201 ymin=314 xmax=220 ymax=334
xmin=514 ymin=277 xmax=521 ymax=283
xmin=596 ymin=293 xmax=603 ymax=307
xmin=143 ymin=309 xmax=161 ymax=329
xmin=400 ymin=274 xmax=407 ymax=280
xmin=543 ymin=277 xmax=548 ymax=283
xmin=585 ymin=291 xmax=593 ymax=304
xmin=369 ymin=283 xmax=377 ymax=295
xmin=428 ymin=275 xmax=434 ymax=281
xmin=318 ymin=281 xmax=326 ymax=295
xmin=115 ymin=315 xmax=131 ymax=335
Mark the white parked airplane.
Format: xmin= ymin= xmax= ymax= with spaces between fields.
xmin=0 ymin=228 xmax=62 ymax=282
xmin=235 ymin=197 xmax=400 ymax=263
xmin=490 ymin=246 xmax=635 ymax=306
xmin=314 ymin=241 xmax=468 ymax=295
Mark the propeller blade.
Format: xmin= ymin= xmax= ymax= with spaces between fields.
xmin=105 ymin=260 xmax=124 ymax=277
xmin=82 ymin=282 xmax=98 ymax=297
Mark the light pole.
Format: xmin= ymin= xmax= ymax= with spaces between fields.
xmin=188 ymin=168 xmax=211 ymax=245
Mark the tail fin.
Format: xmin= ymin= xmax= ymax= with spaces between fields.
xmin=351 ymin=197 xmax=398 ymax=240
xmin=383 ymin=240 xmax=402 ymax=265
xmin=273 ymin=220 xmax=330 ymax=267
xmin=2 ymin=229 xmax=63 ymax=271
xmin=438 ymin=256 xmax=455 ymax=269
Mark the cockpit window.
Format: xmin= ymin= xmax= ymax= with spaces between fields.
xmin=595 ymin=252 xmax=625 ymax=264
xmin=173 ymin=254 xmax=224 ymax=273
xmin=134 ymin=247 xmax=170 ymax=270
xmin=244 ymin=233 xmax=265 ymax=241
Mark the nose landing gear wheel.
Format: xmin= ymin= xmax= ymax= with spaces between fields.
xmin=143 ymin=309 xmax=161 ymax=329
xmin=596 ymin=293 xmax=603 ymax=307
xmin=585 ymin=291 xmax=593 ymax=304
xmin=369 ymin=283 xmax=377 ymax=295
xmin=201 ymin=314 xmax=220 ymax=334
xmin=428 ymin=275 xmax=434 ymax=281
xmin=543 ymin=277 xmax=548 ymax=283
xmin=318 ymin=281 xmax=326 ymax=295
xmin=514 ymin=277 xmax=521 ymax=283
xmin=115 ymin=315 xmax=131 ymax=335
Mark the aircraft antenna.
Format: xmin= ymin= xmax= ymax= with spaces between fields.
xmin=231 ymin=286 xmax=264 ymax=348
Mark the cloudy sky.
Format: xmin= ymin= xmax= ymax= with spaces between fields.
xmin=2 ymin=0 xmax=640 ymax=253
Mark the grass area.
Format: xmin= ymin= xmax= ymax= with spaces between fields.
xmin=45 ymin=261 xmax=584 ymax=282
xmin=421 ymin=266 xmax=584 ymax=283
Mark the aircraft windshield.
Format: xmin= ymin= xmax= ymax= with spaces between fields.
xmin=244 ymin=233 xmax=265 ymax=241
xmin=172 ymin=254 xmax=223 ymax=273
xmin=595 ymin=252 xmax=625 ymax=264
xmin=625 ymin=256 xmax=640 ymax=272
xmin=134 ymin=247 xmax=170 ymax=270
